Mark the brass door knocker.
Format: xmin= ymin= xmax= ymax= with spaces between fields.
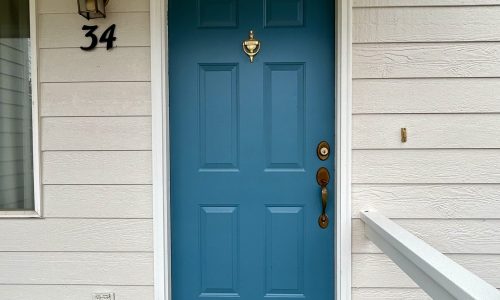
xmin=242 ymin=30 xmax=260 ymax=63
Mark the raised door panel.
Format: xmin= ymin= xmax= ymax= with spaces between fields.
xmin=200 ymin=206 xmax=239 ymax=296
xmin=265 ymin=206 xmax=304 ymax=296
xmin=264 ymin=0 xmax=304 ymax=27
xmin=199 ymin=64 xmax=239 ymax=171
xmin=198 ymin=0 xmax=238 ymax=28
xmin=264 ymin=63 xmax=305 ymax=171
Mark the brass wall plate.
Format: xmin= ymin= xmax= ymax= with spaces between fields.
xmin=316 ymin=141 xmax=330 ymax=161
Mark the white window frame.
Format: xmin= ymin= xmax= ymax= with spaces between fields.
xmin=150 ymin=0 xmax=352 ymax=298
xmin=0 ymin=0 xmax=42 ymax=218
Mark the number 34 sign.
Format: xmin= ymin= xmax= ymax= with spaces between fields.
xmin=80 ymin=24 xmax=117 ymax=51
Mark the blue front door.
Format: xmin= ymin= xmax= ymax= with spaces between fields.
xmin=170 ymin=0 xmax=334 ymax=299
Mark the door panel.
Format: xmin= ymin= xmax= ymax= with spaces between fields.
xmin=199 ymin=64 xmax=239 ymax=171
xmin=169 ymin=0 xmax=334 ymax=299
xmin=265 ymin=206 xmax=304 ymax=295
xmin=264 ymin=63 xmax=305 ymax=170
xmin=200 ymin=206 xmax=239 ymax=295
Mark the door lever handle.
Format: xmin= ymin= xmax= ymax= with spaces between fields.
xmin=319 ymin=185 xmax=329 ymax=228
xmin=316 ymin=167 xmax=330 ymax=229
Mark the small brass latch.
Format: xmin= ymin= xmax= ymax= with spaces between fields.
xmin=242 ymin=30 xmax=261 ymax=63
xmin=401 ymin=128 xmax=407 ymax=143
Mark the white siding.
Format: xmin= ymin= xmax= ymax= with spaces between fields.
xmin=0 ymin=285 xmax=153 ymax=300
xmin=0 ymin=0 xmax=153 ymax=298
xmin=353 ymin=1 xmax=500 ymax=298
xmin=353 ymin=0 xmax=500 ymax=7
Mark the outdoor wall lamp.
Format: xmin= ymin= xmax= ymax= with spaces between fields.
xmin=78 ymin=0 xmax=110 ymax=20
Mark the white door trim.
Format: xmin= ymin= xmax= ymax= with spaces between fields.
xmin=150 ymin=0 xmax=353 ymax=299
xmin=335 ymin=0 xmax=353 ymax=299
xmin=150 ymin=0 xmax=169 ymax=298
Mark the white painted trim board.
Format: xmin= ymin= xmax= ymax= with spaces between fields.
xmin=151 ymin=0 xmax=353 ymax=299
xmin=335 ymin=0 xmax=353 ymax=299
xmin=151 ymin=0 xmax=170 ymax=298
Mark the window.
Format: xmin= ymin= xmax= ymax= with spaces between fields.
xmin=0 ymin=0 xmax=39 ymax=215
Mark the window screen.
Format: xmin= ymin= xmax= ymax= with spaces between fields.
xmin=0 ymin=0 xmax=34 ymax=210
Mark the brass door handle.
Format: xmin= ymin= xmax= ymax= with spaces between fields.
xmin=316 ymin=167 xmax=330 ymax=229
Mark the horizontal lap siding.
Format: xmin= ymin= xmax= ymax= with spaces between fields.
xmin=39 ymin=13 xmax=150 ymax=48
xmin=0 ymin=219 xmax=152 ymax=251
xmin=0 ymin=252 xmax=153 ymax=285
xmin=40 ymin=48 xmax=150 ymax=82
xmin=353 ymin=219 xmax=500 ymax=254
xmin=0 ymin=286 xmax=154 ymax=300
xmin=353 ymin=149 xmax=500 ymax=183
xmin=354 ymin=6 xmax=500 ymax=42
xmin=41 ymin=117 xmax=152 ymax=150
xmin=38 ymin=0 xmax=149 ymax=13
xmin=352 ymin=288 xmax=432 ymax=300
xmin=353 ymin=0 xmax=500 ymax=7
xmin=0 ymin=0 xmax=154 ymax=296
xmin=353 ymin=254 xmax=500 ymax=288
xmin=352 ymin=2 xmax=500 ymax=298
xmin=354 ymin=43 xmax=500 ymax=78
xmin=40 ymin=82 xmax=151 ymax=116
xmin=353 ymin=114 xmax=500 ymax=149
xmin=43 ymin=185 xmax=152 ymax=218
xmin=353 ymin=78 xmax=500 ymax=113
xmin=43 ymin=151 xmax=152 ymax=184
xmin=352 ymin=184 xmax=500 ymax=218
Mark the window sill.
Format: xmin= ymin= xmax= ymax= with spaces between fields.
xmin=0 ymin=210 xmax=42 ymax=218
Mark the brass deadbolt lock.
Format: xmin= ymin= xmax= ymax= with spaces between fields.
xmin=317 ymin=141 xmax=330 ymax=161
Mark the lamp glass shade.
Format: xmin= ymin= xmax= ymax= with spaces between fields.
xmin=78 ymin=0 xmax=106 ymax=20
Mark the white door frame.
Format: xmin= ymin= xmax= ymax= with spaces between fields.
xmin=150 ymin=0 xmax=352 ymax=298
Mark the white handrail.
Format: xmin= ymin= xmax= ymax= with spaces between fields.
xmin=361 ymin=210 xmax=500 ymax=300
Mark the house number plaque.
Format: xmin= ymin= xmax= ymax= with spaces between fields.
xmin=80 ymin=24 xmax=117 ymax=51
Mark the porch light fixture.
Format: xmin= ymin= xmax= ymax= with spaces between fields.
xmin=78 ymin=0 xmax=109 ymax=20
